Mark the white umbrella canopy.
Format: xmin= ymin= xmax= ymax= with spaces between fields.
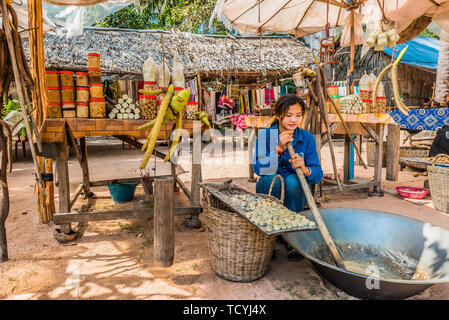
xmin=216 ymin=0 xmax=449 ymax=37
xmin=220 ymin=0 xmax=352 ymax=37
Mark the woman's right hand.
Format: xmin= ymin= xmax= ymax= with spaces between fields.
xmin=278 ymin=130 xmax=293 ymax=151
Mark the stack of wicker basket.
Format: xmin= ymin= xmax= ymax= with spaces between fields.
xmin=428 ymin=154 xmax=449 ymax=213
xmin=201 ymin=179 xmax=282 ymax=282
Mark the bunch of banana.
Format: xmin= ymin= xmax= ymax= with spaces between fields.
xmin=297 ymin=67 xmax=316 ymax=79
xmin=138 ymin=85 xmax=191 ymax=168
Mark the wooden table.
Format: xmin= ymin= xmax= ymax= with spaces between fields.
xmin=244 ymin=114 xmax=400 ymax=194
xmin=39 ymin=118 xmax=204 ymax=237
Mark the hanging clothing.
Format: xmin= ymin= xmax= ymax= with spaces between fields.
xmin=273 ymin=86 xmax=280 ymax=101
xmin=280 ymin=85 xmax=287 ymax=96
xmin=265 ymin=88 xmax=274 ymax=105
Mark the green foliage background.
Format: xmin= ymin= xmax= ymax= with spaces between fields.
xmin=95 ymin=0 xmax=224 ymax=33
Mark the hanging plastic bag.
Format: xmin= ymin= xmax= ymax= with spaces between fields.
xmin=359 ymin=72 xmax=370 ymax=91
xmin=341 ymin=12 xmax=364 ymax=47
xmin=368 ymin=72 xmax=377 ymax=91
xmin=172 ymin=58 xmax=185 ymax=88
xmin=157 ymin=64 xmax=171 ymax=88
xmin=142 ymin=53 xmax=157 ymax=82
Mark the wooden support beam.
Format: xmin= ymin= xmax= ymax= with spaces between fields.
xmin=44 ymin=158 xmax=55 ymax=221
xmin=112 ymin=135 xmax=168 ymax=160
xmin=190 ymin=121 xmax=202 ymax=218
xmin=248 ymin=128 xmax=257 ymax=182
xmin=53 ymin=206 xmax=203 ymax=224
xmin=55 ymin=137 xmax=71 ymax=233
xmin=70 ymin=183 xmax=83 ymax=210
xmin=386 ymin=124 xmax=400 ymax=181
xmin=153 ymin=177 xmax=174 ymax=267
xmin=66 ymin=124 xmax=82 ymax=167
xmin=374 ymin=124 xmax=386 ymax=192
xmin=79 ymin=137 xmax=91 ymax=196
xmin=360 ymin=122 xmax=380 ymax=144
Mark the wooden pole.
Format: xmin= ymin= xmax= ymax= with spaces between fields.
xmin=1 ymin=0 xmax=42 ymax=186
xmin=37 ymin=156 xmax=47 ymax=223
xmin=55 ymin=137 xmax=72 ymax=234
xmin=79 ymin=137 xmax=91 ymax=197
xmin=0 ymin=127 xmax=9 ymax=262
xmin=374 ymin=124 xmax=385 ymax=192
xmin=316 ymin=67 xmax=342 ymax=191
xmin=386 ymin=124 xmax=400 ymax=181
xmin=45 ymin=158 xmax=55 ymax=221
xmin=27 ymin=0 xmax=47 ymax=125
xmin=188 ymin=120 xmax=202 ymax=228
xmin=286 ymin=143 xmax=345 ymax=269
xmin=153 ymin=176 xmax=174 ymax=267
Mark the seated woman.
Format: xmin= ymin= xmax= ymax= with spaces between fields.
xmin=253 ymin=94 xmax=323 ymax=212
xmin=253 ymin=94 xmax=323 ymax=258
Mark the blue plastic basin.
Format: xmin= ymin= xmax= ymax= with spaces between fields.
xmin=107 ymin=182 xmax=138 ymax=203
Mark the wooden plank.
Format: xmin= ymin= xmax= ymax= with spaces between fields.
xmin=53 ymin=206 xmax=203 ymax=224
xmin=321 ymin=181 xmax=378 ymax=194
xmin=55 ymin=137 xmax=71 ymax=233
xmin=153 ymin=177 xmax=174 ymax=267
xmin=386 ymin=124 xmax=400 ymax=181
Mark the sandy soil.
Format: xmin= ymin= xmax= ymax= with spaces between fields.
xmin=0 ymin=137 xmax=448 ymax=300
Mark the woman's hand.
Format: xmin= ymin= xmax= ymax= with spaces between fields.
xmin=289 ymin=154 xmax=310 ymax=176
xmin=278 ymin=130 xmax=293 ymax=151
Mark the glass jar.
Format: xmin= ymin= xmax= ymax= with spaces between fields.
xmin=88 ymin=53 xmax=101 ymax=69
xmin=89 ymin=98 xmax=106 ymax=118
xmin=47 ymin=87 xmax=61 ymax=103
xmin=76 ymin=72 xmax=89 ymax=87
xmin=47 ymin=102 xmax=62 ymax=118
xmin=59 ymin=71 xmax=74 ymax=87
xmin=139 ymin=95 xmax=157 ymax=120
xmin=76 ymin=87 xmax=89 ymax=103
xmin=376 ymin=97 xmax=386 ymax=113
xmin=88 ymin=68 xmax=101 ymax=84
xmin=62 ymin=102 xmax=76 ymax=118
xmin=89 ymin=83 xmax=103 ymax=98
xmin=45 ymin=71 xmax=60 ymax=88
xmin=144 ymin=81 xmax=156 ymax=91
xmin=76 ymin=102 xmax=89 ymax=118
xmin=61 ymin=87 xmax=75 ymax=103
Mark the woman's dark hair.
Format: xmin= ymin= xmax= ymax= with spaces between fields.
xmin=270 ymin=94 xmax=306 ymax=127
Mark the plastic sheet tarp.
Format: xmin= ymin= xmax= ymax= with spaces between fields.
xmin=382 ymin=36 xmax=440 ymax=71
xmin=3 ymin=0 xmax=131 ymax=38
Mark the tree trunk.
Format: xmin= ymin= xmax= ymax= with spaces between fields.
xmin=435 ymin=31 xmax=449 ymax=103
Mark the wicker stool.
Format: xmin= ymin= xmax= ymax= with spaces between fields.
xmin=428 ymin=154 xmax=449 ymax=213
xmin=202 ymin=177 xmax=284 ymax=282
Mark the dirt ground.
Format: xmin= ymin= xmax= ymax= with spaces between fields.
xmin=1 ymin=137 xmax=448 ymax=300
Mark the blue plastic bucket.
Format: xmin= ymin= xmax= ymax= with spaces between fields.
xmin=107 ymin=182 xmax=138 ymax=203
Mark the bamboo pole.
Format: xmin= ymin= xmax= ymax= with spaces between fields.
xmin=348 ymin=9 xmax=355 ymax=95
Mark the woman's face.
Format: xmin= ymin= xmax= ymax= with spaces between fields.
xmin=279 ymin=103 xmax=303 ymax=131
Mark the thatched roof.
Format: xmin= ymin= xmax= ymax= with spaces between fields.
xmin=25 ymin=28 xmax=313 ymax=81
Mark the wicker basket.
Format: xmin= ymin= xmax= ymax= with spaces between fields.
xmin=400 ymin=146 xmax=430 ymax=158
xmin=428 ymin=154 xmax=449 ymax=213
xmin=366 ymin=141 xmax=387 ymax=167
xmin=202 ymin=177 xmax=282 ymax=282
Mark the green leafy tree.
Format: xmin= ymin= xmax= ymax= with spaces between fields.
xmin=95 ymin=0 xmax=224 ymax=33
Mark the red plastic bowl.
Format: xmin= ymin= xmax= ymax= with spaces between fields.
xmin=396 ymin=186 xmax=429 ymax=199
